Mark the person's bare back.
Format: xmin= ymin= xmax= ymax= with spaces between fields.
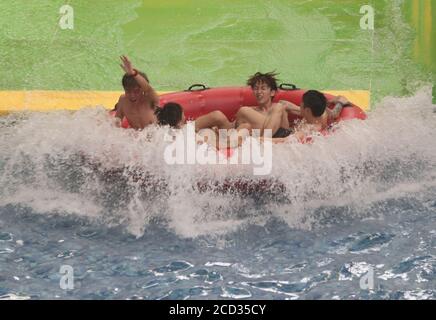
xmin=115 ymin=55 xmax=159 ymax=130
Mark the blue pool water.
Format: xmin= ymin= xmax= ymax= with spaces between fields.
xmin=0 ymin=88 xmax=435 ymax=300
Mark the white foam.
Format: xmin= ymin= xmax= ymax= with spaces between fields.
xmin=0 ymin=88 xmax=435 ymax=237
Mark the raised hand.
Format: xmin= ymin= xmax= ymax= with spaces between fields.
xmin=120 ymin=55 xmax=135 ymax=76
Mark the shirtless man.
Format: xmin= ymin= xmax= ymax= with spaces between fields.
xmin=114 ymin=55 xmax=159 ymax=130
xmin=267 ymin=90 xmax=349 ymax=133
xmin=262 ymin=90 xmax=350 ymax=142
xmin=234 ymin=72 xmax=289 ymax=137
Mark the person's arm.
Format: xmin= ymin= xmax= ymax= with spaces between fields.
xmin=120 ymin=55 xmax=159 ymax=107
xmin=327 ymin=96 xmax=350 ymax=121
xmin=327 ymin=103 xmax=343 ymax=122
xmin=279 ymin=100 xmax=301 ymax=116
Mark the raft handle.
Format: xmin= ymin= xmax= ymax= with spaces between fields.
xmin=186 ymin=84 xmax=209 ymax=91
xmin=279 ymin=83 xmax=298 ymax=90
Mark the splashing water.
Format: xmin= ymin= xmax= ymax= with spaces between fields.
xmin=1 ymin=87 xmax=435 ymax=237
xmin=0 ymin=87 xmax=435 ymax=299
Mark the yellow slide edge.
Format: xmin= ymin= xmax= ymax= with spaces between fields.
xmin=0 ymin=90 xmax=370 ymax=116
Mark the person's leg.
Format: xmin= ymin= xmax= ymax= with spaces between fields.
xmin=196 ymin=128 xmax=219 ymax=148
xmin=223 ymin=124 xmax=252 ymax=149
xmin=235 ymin=107 xmax=267 ymax=130
xmin=235 ymin=122 xmax=252 ymax=134
xmin=195 ymin=111 xmax=255 ymax=149
xmin=195 ymin=111 xmax=233 ymax=132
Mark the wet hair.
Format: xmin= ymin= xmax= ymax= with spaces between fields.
xmin=156 ymin=102 xmax=184 ymax=128
xmin=302 ymin=90 xmax=327 ymax=118
xmin=247 ymin=71 xmax=279 ymax=91
xmin=122 ymin=71 xmax=149 ymax=90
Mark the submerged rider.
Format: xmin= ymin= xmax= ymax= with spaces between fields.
xmin=156 ymin=102 xmax=233 ymax=131
xmin=114 ymin=55 xmax=159 ymax=130
xmin=156 ymin=102 xmax=249 ymax=148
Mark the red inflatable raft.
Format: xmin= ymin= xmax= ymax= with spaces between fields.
xmin=115 ymin=84 xmax=366 ymax=129
xmin=160 ymin=84 xmax=366 ymax=124
xmin=110 ymin=84 xmax=367 ymax=195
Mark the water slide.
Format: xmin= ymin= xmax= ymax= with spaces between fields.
xmin=1 ymin=1 xmax=434 ymax=114
xmin=0 ymin=1 xmax=435 ymax=301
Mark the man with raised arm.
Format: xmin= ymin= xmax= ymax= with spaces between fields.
xmin=114 ymin=55 xmax=159 ymax=130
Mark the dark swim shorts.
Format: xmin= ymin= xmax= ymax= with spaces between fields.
xmin=273 ymin=127 xmax=294 ymax=138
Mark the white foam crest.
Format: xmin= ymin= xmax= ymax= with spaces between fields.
xmin=0 ymin=186 xmax=102 ymax=218
xmin=0 ymin=87 xmax=435 ymax=237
